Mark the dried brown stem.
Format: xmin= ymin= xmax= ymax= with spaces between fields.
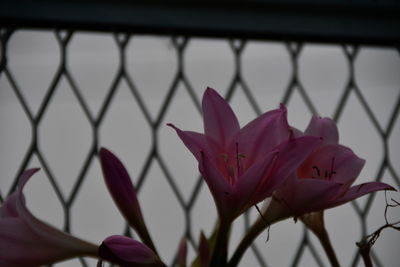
xmin=356 ymin=191 xmax=400 ymax=267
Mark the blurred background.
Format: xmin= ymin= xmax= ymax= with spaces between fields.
xmin=1 ymin=1 xmax=400 ymax=266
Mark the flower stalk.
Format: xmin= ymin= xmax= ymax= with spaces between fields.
xmin=302 ymin=212 xmax=340 ymax=267
xmin=209 ymin=219 xmax=231 ymax=267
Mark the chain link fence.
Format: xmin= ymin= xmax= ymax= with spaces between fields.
xmin=0 ymin=26 xmax=399 ymax=267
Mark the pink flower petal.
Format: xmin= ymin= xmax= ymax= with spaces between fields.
xmin=202 ymin=87 xmax=240 ymax=146
xmin=99 ymin=235 xmax=162 ymax=266
xmin=0 ymin=169 xmax=97 ymax=266
xmin=329 ymin=182 xmax=396 ymax=208
xmin=14 ymin=169 xmax=98 ymax=253
xmin=199 ymin=151 xmax=234 ymax=219
xmin=253 ymin=136 xmax=322 ymax=203
xmin=0 ymin=218 xmax=76 ymax=265
xmin=0 ymin=193 xmax=19 ymax=218
xmin=233 ymin=152 xmax=277 ymax=213
xmin=237 ymin=105 xmax=290 ymax=169
xmin=305 ymin=116 xmax=339 ymax=145
xmin=167 ymin=124 xmax=211 ymax=161
xmin=275 ymin=177 xmax=343 ymax=216
xmin=99 ymin=148 xmax=146 ymax=231
xmin=298 ymin=144 xmax=365 ymax=189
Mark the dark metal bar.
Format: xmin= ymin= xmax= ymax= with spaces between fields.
xmin=1 ymin=0 xmax=400 ymax=46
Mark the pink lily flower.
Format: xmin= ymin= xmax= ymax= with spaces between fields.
xmin=264 ymin=116 xmax=395 ymax=222
xmin=168 ymin=87 xmax=321 ymax=222
xmin=98 ymin=235 xmax=165 ymax=267
xmin=99 ymin=148 xmax=157 ymax=253
xmin=0 ymin=168 xmax=98 ymax=267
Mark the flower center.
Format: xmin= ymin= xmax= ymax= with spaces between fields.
xmin=220 ymin=142 xmax=246 ymax=185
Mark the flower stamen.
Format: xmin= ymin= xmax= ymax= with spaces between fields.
xmin=329 ymin=157 xmax=336 ymax=180
xmin=312 ymin=166 xmax=321 ymax=178
xmin=236 ymin=143 xmax=241 ymax=177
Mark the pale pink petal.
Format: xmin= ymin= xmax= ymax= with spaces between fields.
xmin=233 ymin=152 xmax=276 ymax=213
xmin=0 ymin=218 xmax=93 ymax=266
xmin=99 ymin=235 xmax=162 ymax=266
xmin=253 ymin=136 xmax=322 ymax=203
xmin=298 ymin=144 xmax=365 ymax=188
xmin=99 ymin=148 xmax=146 ymax=231
xmin=0 ymin=193 xmax=19 ymax=218
xmin=199 ymin=151 xmax=234 ymax=219
xmin=305 ymin=116 xmax=339 ymax=145
xmin=237 ymin=105 xmax=290 ymax=168
xmin=275 ymin=178 xmax=343 ymax=216
xmin=202 ymin=87 xmax=240 ymax=146
xmin=329 ymin=182 xmax=396 ymax=208
xmin=14 ymin=169 xmax=98 ymax=255
xmin=167 ymin=124 xmax=212 ymax=161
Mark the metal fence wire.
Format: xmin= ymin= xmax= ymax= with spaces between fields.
xmin=0 ymin=27 xmax=399 ymax=267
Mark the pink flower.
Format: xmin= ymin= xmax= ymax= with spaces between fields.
xmin=265 ymin=116 xmax=395 ymax=221
xmin=98 ymin=235 xmax=165 ymax=267
xmin=0 ymin=169 xmax=98 ymax=267
xmin=168 ymin=87 xmax=321 ymax=221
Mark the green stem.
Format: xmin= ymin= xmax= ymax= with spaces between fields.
xmin=301 ymin=211 xmax=340 ymax=267
xmin=209 ymin=219 xmax=231 ymax=267
xmin=228 ymin=218 xmax=266 ymax=267
xmin=138 ymin=225 xmax=158 ymax=256
xmin=316 ymin=228 xmax=341 ymax=267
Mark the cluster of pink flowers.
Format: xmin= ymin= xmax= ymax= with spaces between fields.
xmin=0 ymin=87 xmax=395 ymax=266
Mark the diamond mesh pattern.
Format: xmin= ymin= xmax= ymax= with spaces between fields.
xmin=0 ymin=28 xmax=399 ymax=267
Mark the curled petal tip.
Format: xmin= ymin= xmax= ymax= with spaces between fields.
xmin=205 ymin=87 xmax=216 ymax=93
xmin=166 ymin=123 xmax=176 ymax=129
xmin=386 ymin=185 xmax=397 ymax=191
xmin=99 ymin=147 xmax=112 ymax=159
xmin=17 ymin=168 xmax=41 ymax=192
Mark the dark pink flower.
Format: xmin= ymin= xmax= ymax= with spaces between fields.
xmin=168 ymin=87 xmax=321 ymax=221
xmin=265 ymin=116 xmax=395 ymax=221
xmin=0 ymin=169 xmax=98 ymax=267
xmin=98 ymin=235 xmax=165 ymax=267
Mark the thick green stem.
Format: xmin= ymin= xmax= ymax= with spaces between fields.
xmin=229 ymin=200 xmax=288 ymax=267
xmin=316 ymin=228 xmax=341 ymax=267
xmin=228 ymin=218 xmax=266 ymax=267
xmin=138 ymin=224 xmax=159 ymax=256
xmin=209 ymin=220 xmax=231 ymax=267
xmin=302 ymin=212 xmax=340 ymax=267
